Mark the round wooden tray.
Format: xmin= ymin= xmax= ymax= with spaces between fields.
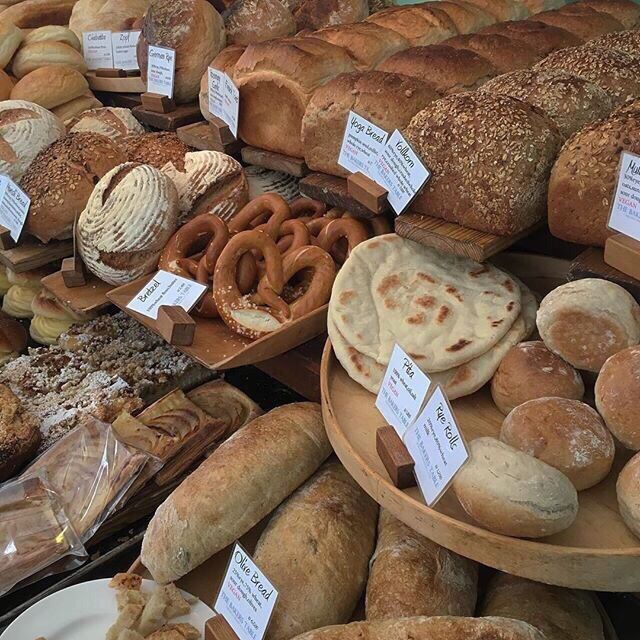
xmin=321 ymin=339 xmax=640 ymax=592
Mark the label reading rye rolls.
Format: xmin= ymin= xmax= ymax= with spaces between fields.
xmin=376 ymin=343 xmax=431 ymax=438
xmin=371 ymin=129 xmax=430 ymax=215
xmin=112 ymin=30 xmax=141 ymax=70
xmin=404 ymin=386 xmax=468 ymax=506
xmin=208 ymin=68 xmax=240 ymax=138
xmin=608 ymin=150 xmax=640 ymax=242
xmin=126 ymin=270 xmax=207 ymax=320
xmin=338 ymin=110 xmax=388 ymax=177
xmin=82 ymin=31 xmax=114 ymax=70
xmin=214 ymin=543 xmax=278 ymax=640
xmin=0 ymin=176 xmax=29 ymax=242
xmin=146 ymin=45 xmax=176 ymax=98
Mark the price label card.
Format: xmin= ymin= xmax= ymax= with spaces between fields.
xmin=112 ymin=30 xmax=141 ymax=70
xmin=371 ymin=129 xmax=430 ymax=215
xmin=208 ymin=68 xmax=240 ymax=138
xmin=147 ymin=45 xmax=176 ymax=98
xmin=126 ymin=270 xmax=207 ymax=320
xmin=375 ymin=343 xmax=431 ymax=437
xmin=404 ymin=386 xmax=468 ymax=506
xmin=608 ymin=150 xmax=640 ymax=242
xmin=0 ymin=175 xmax=30 ymax=242
xmin=338 ymin=111 xmax=388 ymax=177
xmin=214 ymin=543 xmax=278 ymax=640
xmin=82 ymin=31 xmax=113 ymax=70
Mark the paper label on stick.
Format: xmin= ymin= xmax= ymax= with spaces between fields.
xmin=404 ymin=386 xmax=468 ymax=506
xmin=208 ymin=68 xmax=240 ymax=138
xmin=214 ymin=543 xmax=278 ymax=640
xmin=375 ymin=344 xmax=431 ymax=438
xmin=338 ymin=110 xmax=388 ymax=177
xmin=0 ymin=175 xmax=29 ymax=242
xmin=112 ymin=30 xmax=140 ymax=70
xmin=126 ymin=270 xmax=207 ymax=320
xmin=370 ymin=129 xmax=430 ymax=214
xmin=608 ymin=150 xmax=640 ymax=242
xmin=146 ymin=45 xmax=176 ymax=98
xmin=82 ymin=31 xmax=113 ymax=70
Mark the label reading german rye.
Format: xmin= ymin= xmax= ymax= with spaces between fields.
xmin=608 ymin=150 xmax=640 ymax=242
xmin=82 ymin=31 xmax=113 ymax=70
xmin=0 ymin=175 xmax=29 ymax=242
xmin=146 ymin=45 xmax=176 ymax=98
xmin=112 ymin=30 xmax=141 ymax=70
xmin=338 ymin=111 xmax=388 ymax=177
xmin=208 ymin=68 xmax=240 ymax=138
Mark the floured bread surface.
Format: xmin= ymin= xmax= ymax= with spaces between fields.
xmin=68 ymin=107 xmax=144 ymax=141
xmin=329 ymin=234 xmax=522 ymax=371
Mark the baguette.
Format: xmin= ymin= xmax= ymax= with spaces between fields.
xmin=141 ymin=403 xmax=331 ymax=583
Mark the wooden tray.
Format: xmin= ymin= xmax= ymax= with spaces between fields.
xmin=132 ymin=102 xmax=203 ymax=132
xmin=86 ymin=71 xmax=145 ymax=93
xmin=0 ymin=239 xmax=72 ymax=273
xmin=41 ymin=271 xmax=113 ymax=315
xmin=176 ymin=121 xmax=243 ymax=156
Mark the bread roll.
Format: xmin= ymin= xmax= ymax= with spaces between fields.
xmin=10 ymin=65 xmax=89 ymax=109
xmin=224 ymin=0 xmax=295 ymax=46
xmin=23 ymin=25 xmax=81 ymax=50
xmin=577 ymin=0 xmax=640 ymax=29
xmin=429 ymin=1 xmax=495 ymax=34
xmin=69 ymin=0 xmax=151 ymax=36
xmin=0 ymin=313 xmax=27 ymax=364
xmin=12 ymin=41 xmax=88 ymax=78
xmin=452 ymin=437 xmax=578 ymax=538
xmin=123 ymin=131 xmax=190 ymax=169
xmin=491 ymin=341 xmax=584 ymax=414
xmin=480 ymin=573 xmax=605 ymax=640
xmin=52 ymin=92 xmax=102 ymax=123
xmin=0 ymin=21 xmax=22 ymax=68
xmin=596 ymin=346 xmax=640 ymax=450
xmin=462 ymin=0 xmax=530 ymax=21
xmin=2 ymin=0 xmax=77 ymax=27
xmin=302 ymin=71 xmax=438 ymax=177
xmin=533 ymin=6 xmax=623 ymax=40
xmin=366 ymin=509 xmax=478 ymax=621
xmin=537 ymin=279 xmax=640 ymax=372
xmin=617 ymin=451 xmax=640 ymax=538
xmin=590 ymin=30 xmax=640 ymax=57
xmin=68 ymin=106 xmax=144 ymax=140
xmin=480 ymin=19 xmax=583 ymax=55
xmin=292 ymin=0 xmax=368 ymax=31
xmin=253 ymin=462 xmax=378 ymax=640
xmin=141 ymin=403 xmax=331 ymax=584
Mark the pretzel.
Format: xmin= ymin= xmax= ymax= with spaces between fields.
xmin=255 ymin=218 xmax=311 ymax=256
xmin=343 ymin=212 xmax=392 ymax=236
xmin=289 ymin=197 xmax=326 ymax=220
xmin=227 ymin=194 xmax=291 ymax=239
xmin=305 ymin=217 xmax=333 ymax=237
xmin=317 ymin=218 xmax=369 ymax=264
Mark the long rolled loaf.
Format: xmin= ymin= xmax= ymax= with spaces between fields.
xmin=141 ymin=402 xmax=331 ymax=584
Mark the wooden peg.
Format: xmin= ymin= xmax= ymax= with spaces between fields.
xmin=205 ymin=615 xmax=239 ymax=640
xmin=604 ymin=233 xmax=640 ymax=281
xmin=209 ymin=115 xmax=236 ymax=145
xmin=95 ymin=68 xmax=126 ymax=77
xmin=347 ymin=172 xmax=388 ymax=214
xmin=141 ymin=92 xmax=176 ymax=113
xmin=0 ymin=225 xmax=15 ymax=250
xmin=157 ymin=305 xmax=196 ymax=345
xmin=376 ymin=426 xmax=416 ymax=489
xmin=61 ymin=256 xmax=86 ymax=288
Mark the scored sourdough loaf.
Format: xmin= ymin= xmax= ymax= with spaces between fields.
xmin=68 ymin=106 xmax=145 ymax=141
xmin=366 ymin=509 xmax=478 ymax=620
xmin=51 ymin=93 xmax=103 ymax=124
xmin=253 ymin=461 xmax=378 ymax=640
xmin=141 ymin=403 xmax=331 ymax=584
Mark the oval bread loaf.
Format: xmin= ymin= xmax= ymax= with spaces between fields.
xmin=0 ymin=21 xmax=22 ymax=68
xmin=10 ymin=65 xmax=89 ymax=110
xmin=68 ymin=106 xmax=144 ymax=140
xmin=617 ymin=451 xmax=640 ymax=539
xmin=23 ymin=25 xmax=81 ymax=50
xmin=12 ymin=41 xmax=88 ymax=78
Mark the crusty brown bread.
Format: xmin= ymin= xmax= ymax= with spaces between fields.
xmin=123 ymin=132 xmax=191 ymax=170
xmin=428 ymin=1 xmax=495 ymax=34
xmin=479 ymin=19 xmax=583 ymax=55
xmin=292 ymin=0 xmax=369 ymax=31
xmin=617 ymin=451 xmax=640 ymax=538
xmin=365 ymin=5 xmax=457 ymax=46
xmin=1 ymin=0 xmax=77 ymax=27
xmin=462 ymin=0 xmax=530 ymax=21
xmin=224 ymin=0 xmax=295 ymax=46
xmin=10 ymin=65 xmax=88 ymax=109
xmin=576 ymin=0 xmax=640 ymax=28
xmin=533 ymin=5 xmax=624 ymax=40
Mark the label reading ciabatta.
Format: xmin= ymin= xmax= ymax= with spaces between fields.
xmin=214 ymin=543 xmax=278 ymax=640
xmin=0 ymin=175 xmax=30 ymax=242
xmin=208 ymin=68 xmax=240 ymax=138
xmin=112 ymin=30 xmax=141 ymax=70
xmin=338 ymin=110 xmax=388 ymax=177
xmin=146 ymin=45 xmax=176 ymax=98
xmin=82 ymin=31 xmax=113 ymax=70
xmin=608 ymin=150 xmax=640 ymax=242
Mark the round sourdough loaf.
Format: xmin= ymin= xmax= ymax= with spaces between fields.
xmin=537 ymin=279 xmax=640 ymax=372
xmin=52 ymin=93 xmax=103 ymax=123
xmin=479 ymin=20 xmax=583 ymax=55
xmin=69 ymin=0 xmax=150 ymax=36
xmin=533 ymin=6 xmax=623 ymax=40
xmin=590 ymin=30 xmax=640 ymax=57
xmin=0 ymin=21 xmax=22 ymax=68
xmin=452 ymin=437 xmax=578 ymax=538
xmin=462 ymin=0 xmax=530 ymax=21
xmin=292 ymin=0 xmax=368 ymax=31
xmin=10 ymin=65 xmax=89 ymax=109
xmin=123 ymin=132 xmax=191 ymax=169
xmin=24 ymin=25 xmax=81 ymax=49
xmin=427 ymin=1 xmax=495 ymax=34
xmin=12 ymin=41 xmax=88 ymax=78
xmin=578 ymin=0 xmax=640 ymax=28
xmin=365 ymin=5 xmax=457 ymax=46
xmin=224 ymin=0 xmax=295 ymax=46
xmin=617 ymin=452 xmax=640 ymax=538
xmin=68 ymin=106 xmax=144 ymax=140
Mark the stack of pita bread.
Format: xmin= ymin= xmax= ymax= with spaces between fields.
xmin=328 ymin=234 xmax=537 ymax=399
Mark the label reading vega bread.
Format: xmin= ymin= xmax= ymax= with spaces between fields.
xmin=82 ymin=31 xmax=114 ymax=70
xmin=608 ymin=150 xmax=640 ymax=242
xmin=0 ymin=176 xmax=29 ymax=242
xmin=338 ymin=110 xmax=388 ymax=178
xmin=147 ymin=45 xmax=176 ymax=99
xmin=208 ymin=68 xmax=240 ymax=138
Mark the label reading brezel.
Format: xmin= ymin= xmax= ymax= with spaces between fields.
xmin=371 ymin=129 xmax=431 ymax=215
xmin=608 ymin=150 xmax=640 ymax=242
xmin=82 ymin=31 xmax=113 ymax=70
xmin=338 ymin=111 xmax=388 ymax=177
xmin=146 ymin=45 xmax=176 ymax=98
xmin=112 ymin=30 xmax=141 ymax=70
xmin=208 ymin=68 xmax=240 ymax=138
xmin=0 ymin=175 xmax=30 ymax=242
xmin=126 ymin=270 xmax=207 ymax=320
xmin=375 ymin=343 xmax=431 ymax=438
xmin=404 ymin=386 xmax=468 ymax=506
xmin=214 ymin=543 xmax=278 ymax=640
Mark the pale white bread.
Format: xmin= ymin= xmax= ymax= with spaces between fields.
xmin=245 ymin=165 xmax=299 ymax=202
xmin=329 ymin=234 xmax=522 ymax=372
xmin=23 ymin=25 xmax=81 ymax=50
xmin=0 ymin=100 xmax=65 ymax=182
xmin=77 ymin=162 xmax=180 ymax=285
xmin=10 ymin=65 xmax=89 ymax=110
xmin=452 ymin=437 xmax=579 ymax=538
xmin=69 ymin=0 xmax=151 ymax=36
xmin=0 ymin=21 xmax=22 ymax=68
xmin=12 ymin=41 xmax=88 ymax=78
xmin=141 ymin=403 xmax=332 ymax=584
xmin=52 ymin=93 xmax=103 ymax=124
xmin=0 ymin=70 xmax=13 ymax=101
xmin=224 ymin=0 xmax=296 ymax=46
xmin=68 ymin=107 xmax=144 ymax=140
xmin=617 ymin=451 xmax=640 ymax=538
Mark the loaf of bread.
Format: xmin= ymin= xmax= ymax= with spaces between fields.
xmin=533 ymin=5 xmax=623 ymax=40
xmin=0 ymin=71 xmax=13 ymax=102
xmin=23 ymin=25 xmax=81 ymax=50
xmin=578 ymin=0 xmax=640 ymax=28
xmin=365 ymin=5 xmax=457 ymax=46
xmin=463 ymin=0 xmax=530 ymax=20
xmin=302 ymin=71 xmax=438 ymax=177
xmin=2 ymin=0 xmax=77 ymax=27
xmin=0 ymin=21 xmax=22 ymax=68
xmin=253 ymin=462 xmax=377 ymax=640
xmin=123 ymin=132 xmax=190 ymax=169
xmin=292 ymin=0 xmax=369 ymax=31
xmin=69 ymin=0 xmax=150 ymax=36
xmin=224 ymin=0 xmax=295 ymax=46
xmin=590 ymin=30 xmax=640 ymax=57
xmin=68 ymin=106 xmax=145 ymax=141
xmin=12 ymin=41 xmax=88 ymax=78
xmin=480 ymin=19 xmax=583 ymax=55
xmin=10 ymin=66 xmax=89 ymax=109
xmin=52 ymin=93 xmax=103 ymax=123
xmin=366 ymin=509 xmax=478 ymax=620
xmin=0 ymin=314 xmax=27 ymax=365
xmin=141 ymin=403 xmax=331 ymax=584
xmin=429 ymin=1 xmax=495 ymax=34
xmin=521 ymin=0 xmax=566 ymax=11
xmin=617 ymin=451 xmax=640 ymax=538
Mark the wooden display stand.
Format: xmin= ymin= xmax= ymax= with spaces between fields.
xmin=177 ymin=118 xmax=243 ymax=155
xmin=86 ymin=70 xmax=145 ymax=94
xmin=205 ymin=616 xmax=238 ymax=640
xmin=0 ymin=237 xmax=73 ymax=273
xmin=346 ymin=173 xmax=389 ymax=215
xmin=241 ymin=146 xmax=309 ymax=178
xmin=157 ymin=305 xmax=196 ymax=346
xmin=41 ymin=270 xmax=113 ymax=315
xmin=133 ymin=98 xmax=203 ymax=132
xmin=60 ymin=256 xmax=86 ymax=288
xmin=604 ymin=233 xmax=640 ymax=281
xmin=376 ymin=426 xmax=415 ymax=489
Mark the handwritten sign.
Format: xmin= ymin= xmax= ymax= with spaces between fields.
xmin=82 ymin=31 xmax=113 ymax=70
xmin=214 ymin=543 xmax=278 ymax=640
xmin=0 ymin=176 xmax=29 ymax=242
xmin=112 ymin=30 xmax=140 ymax=70
xmin=404 ymin=386 xmax=468 ymax=506
xmin=608 ymin=150 xmax=640 ymax=242
xmin=338 ymin=111 xmax=388 ymax=177
xmin=146 ymin=45 xmax=176 ymax=98
xmin=208 ymin=68 xmax=240 ymax=138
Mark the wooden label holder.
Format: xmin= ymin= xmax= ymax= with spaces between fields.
xmin=157 ymin=305 xmax=196 ymax=346
xmin=347 ymin=172 xmax=389 ymax=215
xmin=0 ymin=224 xmax=16 ymax=250
xmin=95 ymin=68 xmax=126 ymax=78
xmin=376 ymin=425 xmax=416 ymax=489
xmin=140 ymin=92 xmax=176 ymax=113
xmin=205 ymin=615 xmax=240 ymax=640
xmin=61 ymin=255 xmax=86 ymax=288
xmin=604 ymin=233 xmax=640 ymax=281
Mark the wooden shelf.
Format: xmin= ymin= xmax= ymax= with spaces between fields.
xmin=86 ymin=70 xmax=145 ymax=93
xmin=0 ymin=238 xmax=72 ymax=273
xmin=132 ymin=101 xmax=203 ymax=132
xmin=241 ymin=146 xmax=309 ymax=177
xmin=41 ymin=271 xmax=113 ymax=316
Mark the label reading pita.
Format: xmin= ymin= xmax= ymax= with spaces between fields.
xmin=146 ymin=45 xmax=176 ymax=98
xmin=208 ymin=68 xmax=240 ymax=138
xmin=214 ymin=543 xmax=278 ymax=640
xmin=370 ymin=129 xmax=430 ymax=215
xmin=608 ymin=150 xmax=640 ymax=242
xmin=112 ymin=30 xmax=141 ymax=70
xmin=404 ymin=386 xmax=468 ymax=506
xmin=338 ymin=110 xmax=388 ymax=177
xmin=126 ymin=270 xmax=207 ymax=320
xmin=82 ymin=31 xmax=114 ymax=70
xmin=375 ymin=343 xmax=431 ymax=438
xmin=0 ymin=175 xmax=30 ymax=242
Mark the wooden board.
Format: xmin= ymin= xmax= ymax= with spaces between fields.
xmin=176 ymin=121 xmax=243 ymax=155
xmin=132 ymin=102 xmax=203 ymax=132
xmin=241 ymin=146 xmax=309 ymax=178
xmin=395 ymin=213 xmax=543 ymax=262
xmin=0 ymin=238 xmax=72 ymax=273
xmin=41 ymin=271 xmax=113 ymax=315
xmin=95 ymin=91 xmax=142 ymax=110
xmin=86 ymin=71 xmax=145 ymax=93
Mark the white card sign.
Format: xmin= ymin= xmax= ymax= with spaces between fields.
xmin=0 ymin=175 xmax=29 ymax=242
xmin=208 ymin=68 xmax=240 ymax=138
xmin=146 ymin=45 xmax=176 ymax=98
xmin=112 ymin=30 xmax=141 ymax=70
xmin=608 ymin=150 xmax=640 ymax=242
xmin=214 ymin=543 xmax=278 ymax=640
xmin=126 ymin=270 xmax=207 ymax=320
xmin=82 ymin=31 xmax=113 ymax=70
xmin=404 ymin=386 xmax=468 ymax=506
xmin=375 ymin=343 xmax=431 ymax=437
xmin=371 ymin=129 xmax=430 ymax=214
xmin=338 ymin=111 xmax=388 ymax=177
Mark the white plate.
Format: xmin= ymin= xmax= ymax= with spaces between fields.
xmin=1 ymin=578 xmax=215 ymax=639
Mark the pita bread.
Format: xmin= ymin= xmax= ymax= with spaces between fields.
xmin=329 ymin=235 xmax=522 ymax=372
